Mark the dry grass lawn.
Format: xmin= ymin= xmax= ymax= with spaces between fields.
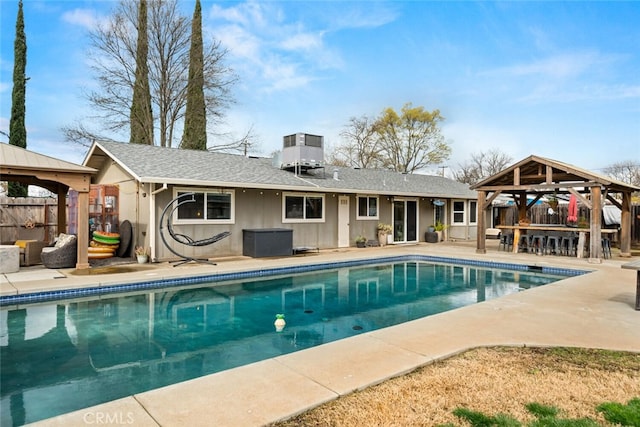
xmin=272 ymin=347 xmax=640 ymax=426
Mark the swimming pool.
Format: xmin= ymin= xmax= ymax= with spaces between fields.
xmin=0 ymin=256 xmax=584 ymax=426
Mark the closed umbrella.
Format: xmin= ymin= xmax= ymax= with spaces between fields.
xmin=567 ymin=194 xmax=578 ymax=223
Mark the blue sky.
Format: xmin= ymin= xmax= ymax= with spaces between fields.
xmin=1 ymin=0 xmax=639 ymax=176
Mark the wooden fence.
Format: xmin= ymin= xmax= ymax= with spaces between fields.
xmin=495 ymin=203 xmax=640 ymax=245
xmin=0 ymin=197 xmax=59 ymax=244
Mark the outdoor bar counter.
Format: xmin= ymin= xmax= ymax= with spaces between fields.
xmin=497 ymin=225 xmax=617 ymax=257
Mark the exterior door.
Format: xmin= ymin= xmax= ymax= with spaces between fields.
xmin=393 ymin=199 xmax=418 ymax=243
xmin=338 ymin=196 xmax=350 ymax=247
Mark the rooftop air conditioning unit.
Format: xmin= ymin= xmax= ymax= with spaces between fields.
xmin=281 ymin=133 xmax=324 ymax=171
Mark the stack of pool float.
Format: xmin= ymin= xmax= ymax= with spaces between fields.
xmin=88 ymin=231 xmax=120 ymax=259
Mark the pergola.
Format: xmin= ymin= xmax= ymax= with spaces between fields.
xmin=471 ymin=155 xmax=639 ymax=263
xmin=1 ymin=143 xmax=96 ymax=269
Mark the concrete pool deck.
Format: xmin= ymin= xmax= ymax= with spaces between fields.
xmin=2 ymin=240 xmax=639 ymax=427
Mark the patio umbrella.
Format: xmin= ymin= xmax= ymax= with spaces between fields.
xmin=567 ymin=194 xmax=578 ymax=223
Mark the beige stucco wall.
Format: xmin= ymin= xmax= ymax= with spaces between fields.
xmin=151 ymin=187 xmax=342 ymax=261
xmin=92 ymin=162 xmax=148 ymax=255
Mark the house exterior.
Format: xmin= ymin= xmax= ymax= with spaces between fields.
xmin=83 ymin=139 xmax=477 ymax=262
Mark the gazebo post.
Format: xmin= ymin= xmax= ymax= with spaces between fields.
xmin=75 ymin=190 xmax=90 ymax=269
xmin=620 ymin=191 xmax=632 ymax=257
xmin=56 ymin=185 xmax=67 ymax=236
xmin=588 ymin=186 xmax=603 ymax=264
xmin=476 ymin=190 xmax=487 ymax=254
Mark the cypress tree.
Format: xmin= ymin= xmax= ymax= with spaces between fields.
xmin=9 ymin=0 xmax=28 ymax=196
xmin=130 ymin=0 xmax=153 ymax=145
xmin=181 ymin=0 xmax=207 ymax=150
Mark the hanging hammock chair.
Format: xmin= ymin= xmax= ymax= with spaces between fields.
xmin=159 ymin=192 xmax=231 ymax=266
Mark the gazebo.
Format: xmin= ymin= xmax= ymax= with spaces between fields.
xmin=0 ymin=143 xmax=96 ymax=269
xmin=471 ymin=155 xmax=639 ymax=263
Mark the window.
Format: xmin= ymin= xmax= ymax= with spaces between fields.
xmin=469 ymin=200 xmax=477 ymax=224
xmin=174 ymin=189 xmax=234 ymax=224
xmin=453 ymin=200 xmax=465 ymax=224
xmin=357 ymin=196 xmax=379 ymax=219
xmin=283 ymin=193 xmax=325 ymax=222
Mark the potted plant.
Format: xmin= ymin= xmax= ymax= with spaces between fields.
xmin=135 ymin=246 xmax=149 ymax=263
xmin=376 ymin=223 xmax=392 ymax=246
xmin=355 ymin=235 xmax=367 ymax=248
xmin=434 ymin=221 xmax=449 ymax=242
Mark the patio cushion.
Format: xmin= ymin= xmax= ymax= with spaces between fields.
xmin=55 ymin=233 xmax=75 ymax=248
xmin=15 ymin=239 xmax=36 ymax=248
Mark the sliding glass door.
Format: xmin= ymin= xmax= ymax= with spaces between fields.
xmin=392 ymin=199 xmax=418 ymax=243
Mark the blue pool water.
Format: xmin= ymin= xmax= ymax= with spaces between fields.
xmin=0 ymin=257 xmax=583 ymax=426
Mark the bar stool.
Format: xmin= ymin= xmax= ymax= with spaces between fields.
xmin=602 ymin=237 xmax=612 ymax=259
xmin=560 ymin=232 xmax=577 ymax=256
xmin=499 ymin=233 xmax=513 ymax=251
xmin=518 ymin=234 xmax=533 ymax=253
xmin=545 ymin=233 xmax=562 ymax=255
xmin=530 ymin=232 xmax=547 ymax=255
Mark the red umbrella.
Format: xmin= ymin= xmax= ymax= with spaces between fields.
xmin=567 ymin=194 xmax=578 ymax=223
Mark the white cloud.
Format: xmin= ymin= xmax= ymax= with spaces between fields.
xmin=477 ymin=51 xmax=639 ymax=104
xmin=206 ymin=1 xmax=385 ymax=94
xmin=61 ymin=8 xmax=99 ymax=30
xmin=488 ymin=51 xmax=612 ymax=79
xmin=280 ymin=32 xmax=323 ymax=52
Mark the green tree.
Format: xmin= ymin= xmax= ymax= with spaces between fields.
xmin=374 ymin=103 xmax=451 ymax=173
xmin=9 ymin=0 xmax=28 ymax=197
xmin=62 ymin=0 xmax=235 ymax=149
xmin=130 ymin=0 xmax=154 ymax=145
xmin=181 ymin=0 xmax=207 ymax=150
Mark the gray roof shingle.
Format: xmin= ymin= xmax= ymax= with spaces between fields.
xmin=87 ymin=140 xmax=475 ymax=199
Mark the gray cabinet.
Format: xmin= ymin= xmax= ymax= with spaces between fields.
xmin=243 ymin=228 xmax=293 ymax=257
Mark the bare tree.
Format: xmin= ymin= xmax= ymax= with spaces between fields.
xmin=62 ymin=0 xmax=236 ymax=148
xmin=603 ymin=160 xmax=640 ymax=187
xmin=452 ymin=149 xmax=513 ymax=185
xmin=330 ymin=115 xmax=383 ymax=168
xmin=208 ymin=124 xmax=261 ymax=155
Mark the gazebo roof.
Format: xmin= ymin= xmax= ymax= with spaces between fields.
xmin=1 ymin=142 xmax=97 ymax=269
xmin=470 ymin=155 xmax=639 ymax=194
xmin=1 ymin=142 xmax=96 ymax=192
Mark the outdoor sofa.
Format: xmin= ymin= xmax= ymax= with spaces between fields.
xmin=1 ymin=239 xmax=48 ymax=267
